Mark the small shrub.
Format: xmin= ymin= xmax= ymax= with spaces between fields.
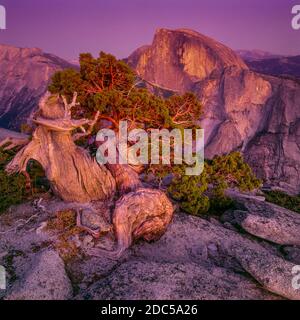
xmin=3 ymin=250 xmax=25 ymax=283
xmin=168 ymin=167 xmax=210 ymax=215
xmin=46 ymin=209 xmax=77 ymax=232
xmin=0 ymin=148 xmax=49 ymax=214
xmin=0 ymin=149 xmax=27 ymax=213
xmin=168 ymin=152 xmax=262 ymax=216
xmin=264 ymin=190 xmax=300 ymax=214
xmin=46 ymin=210 xmax=83 ymax=262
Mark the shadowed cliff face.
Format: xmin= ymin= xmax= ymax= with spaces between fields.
xmin=238 ymin=52 xmax=300 ymax=81
xmin=0 ymin=44 xmax=76 ymax=129
xmin=236 ymin=50 xmax=283 ymax=62
xmin=128 ymin=29 xmax=300 ymax=193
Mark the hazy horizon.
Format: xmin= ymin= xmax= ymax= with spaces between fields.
xmin=0 ymin=0 xmax=299 ymax=60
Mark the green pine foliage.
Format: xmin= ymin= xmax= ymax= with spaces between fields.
xmin=169 ymin=167 xmax=210 ymax=215
xmin=49 ymin=52 xmax=202 ymax=132
xmin=0 ymin=148 xmax=49 ymax=214
xmin=264 ymin=190 xmax=300 ymax=214
xmin=168 ymin=152 xmax=262 ymax=216
xmin=0 ymin=149 xmax=27 ymax=213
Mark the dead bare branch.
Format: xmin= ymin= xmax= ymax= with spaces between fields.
xmin=0 ymin=136 xmax=30 ymax=151
xmin=62 ymin=92 xmax=79 ymax=119
xmin=73 ymin=111 xmax=100 ymax=141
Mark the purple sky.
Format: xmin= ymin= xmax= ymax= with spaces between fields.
xmin=0 ymin=0 xmax=300 ymax=60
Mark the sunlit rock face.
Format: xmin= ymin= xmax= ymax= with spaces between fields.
xmin=0 ymin=44 xmax=75 ymax=129
xmin=128 ymin=29 xmax=300 ymax=193
xmin=127 ymin=28 xmax=248 ymax=92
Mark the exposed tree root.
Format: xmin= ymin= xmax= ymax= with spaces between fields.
xmin=89 ymin=188 xmax=174 ymax=259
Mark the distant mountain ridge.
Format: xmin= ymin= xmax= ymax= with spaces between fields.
xmin=236 ymin=49 xmax=284 ymax=61
xmin=236 ymin=49 xmax=300 ymax=80
xmin=0 ymin=44 xmax=76 ymax=129
xmin=245 ymin=55 xmax=300 ymax=80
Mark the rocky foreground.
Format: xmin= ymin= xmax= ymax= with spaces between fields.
xmin=0 ymin=191 xmax=300 ymax=300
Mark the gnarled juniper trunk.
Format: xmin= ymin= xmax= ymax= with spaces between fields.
xmin=6 ymin=93 xmax=116 ymax=203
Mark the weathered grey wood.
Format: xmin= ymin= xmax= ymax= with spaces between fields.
xmin=89 ymin=188 xmax=174 ymax=258
xmin=6 ymin=93 xmax=116 ymax=203
xmin=106 ymin=163 xmax=142 ymax=195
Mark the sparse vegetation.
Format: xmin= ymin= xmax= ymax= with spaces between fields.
xmin=0 ymin=148 xmax=49 ymax=214
xmin=3 ymin=250 xmax=25 ymax=283
xmin=46 ymin=210 xmax=83 ymax=262
xmin=0 ymin=148 xmax=27 ymax=213
xmin=167 ymin=152 xmax=262 ymax=216
xmin=264 ymin=190 xmax=300 ymax=214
